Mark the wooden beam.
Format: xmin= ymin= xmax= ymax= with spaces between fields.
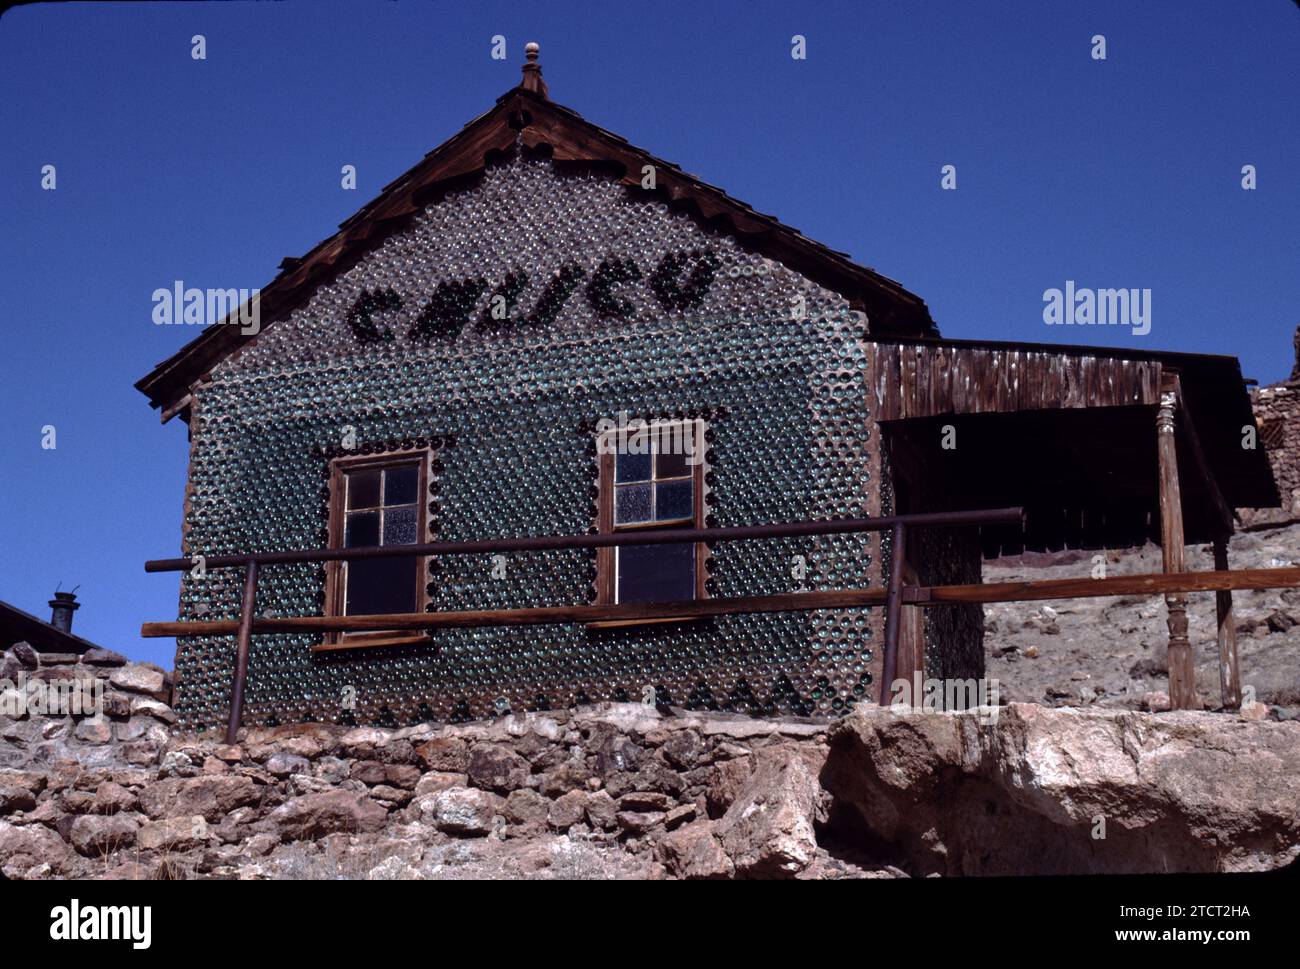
xmin=1157 ymin=374 xmax=1198 ymax=709
xmin=905 ymin=565 xmax=1300 ymax=604
xmin=141 ymin=565 xmax=1300 ymax=639
xmin=141 ymin=588 xmax=890 ymax=641
xmin=1213 ymin=538 xmax=1242 ymax=709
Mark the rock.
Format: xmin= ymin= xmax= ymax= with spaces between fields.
xmin=369 ymin=785 xmax=412 ymax=806
xmin=265 ymin=753 xmax=311 ymax=777
xmin=81 ymin=647 xmax=128 ymax=667
xmin=73 ymin=718 xmax=113 ymax=744
xmin=100 ymin=692 xmax=133 ymax=718
xmin=69 ymin=814 xmax=139 ymax=856
xmin=109 ymin=663 xmax=166 ymax=695
xmin=537 ymin=760 xmax=592 ymax=797
xmin=114 ymin=716 xmax=156 ymax=742
xmin=595 ymin=733 xmax=644 ymax=776
xmin=213 ymin=745 xmax=244 ymax=763
xmin=467 ymin=743 xmax=530 ymax=794
xmin=715 ymin=746 xmax=824 ymax=878
xmin=618 ymin=791 xmax=674 ymax=813
xmin=585 ymin=790 xmax=617 ymax=830
xmin=414 ymin=771 xmax=468 ymax=797
xmin=548 ymin=790 xmax=588 ymax=831
xmin=137 ymin=816 xmax=207 ymax=852
xmin=414 ymin=736 xmax=469 ymax=772
xmin=138 ymin=774 xmax=261 ymax=822
xmin=1140 ymin=691 xmax=1171 ymax=712
xmin=822 ymin=703 xmax=1300 ymax=876
xmin=616 ymin=810 xmax=664 ymax=834
xmin=10 ymin=642 xmax=39 ymax=670
xmin=504 ymin=789 xmax=550 ymax=827
xmin=421 ymin=787 xmax=501 ymax=836
xmin=659 ymin=730 xmax=706 ymax=769
xmin=0 ymin=784 xmax=37 ymax=815
xmin=130 ymin=697 xmax=177 ymax=723
xmin=92 ymin=781 xmax=136 ymax=814
xmin=384 ymin=764 xmax=422 ymax=789
xmin=349 ymin=760 xmax=387 ymax=785
xmin=0 ymin=821 xmax=72 ymax=877
xmin=705 ymin=757 xmax=752 ymax=815
xmin=656 ymin=820 xmax=733 ymax=880
xmin=270 ymin=790 xmax=388 ymax=840
xmin=1240 ymin=701 xmax=1270 ymax=721
xmin=664 ymin=804 xmax=697 ymax=830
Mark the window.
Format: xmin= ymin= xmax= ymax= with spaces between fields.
xmin=323 ymin=449 xmax=432 ymax=648
xmin=595 ymin=419 xmax=706 ymax=615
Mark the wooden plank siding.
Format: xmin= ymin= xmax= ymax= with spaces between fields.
xmin=867 ymin=343 xmax=1162 ymax=422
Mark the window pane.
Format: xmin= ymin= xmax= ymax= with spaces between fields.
xmin=655 ymin=479 xmax=693 ymax=521
xmin=656 ymin=449 xmax=689 ymax=479
xmin=347 ymin=470 xmax=382 ymax=509
xmin=617 ymin=542 xmax=695 ymax=603
xmin=345 ymin=557 xmax=417 ymax=615
xmin=384 ymin=465 xmax=419 ymax=506
xmin=383 ymin=505 xmax=418 ymax=545
xmin=344 ymin=510 xmax=379 ymax=548
xmin=614 ymin=483 xmax=652 ymax=524
xmin=615 ymin=451 xmax=651 ymax=483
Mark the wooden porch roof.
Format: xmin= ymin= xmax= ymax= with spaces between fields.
xmin=871 ymin=337 xmax=1279 ymax=555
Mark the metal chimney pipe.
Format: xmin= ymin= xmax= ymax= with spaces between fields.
xmin=48 ymin=591 xmax=79 ymax=633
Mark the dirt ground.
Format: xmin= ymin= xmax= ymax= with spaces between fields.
xmin=981 ymin=523 xmax=1300 ymax=716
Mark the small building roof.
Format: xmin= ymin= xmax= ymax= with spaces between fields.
xmin=0 ymin=599 xmax=103 ymax=656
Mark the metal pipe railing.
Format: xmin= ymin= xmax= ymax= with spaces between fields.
xmin=143 ymin=507 xmax=1025 ymax=743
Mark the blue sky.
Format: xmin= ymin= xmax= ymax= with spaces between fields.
xmin=1 ymin=0 xmax=1298 ymax=667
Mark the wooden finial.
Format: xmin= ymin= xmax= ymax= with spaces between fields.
xmin=521 ymin=41 xmax=548 ymax=99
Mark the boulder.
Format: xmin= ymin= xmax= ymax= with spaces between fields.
xmin=138 ymin=774 xmax=261 ymax=822
xmin=656 ymin=820 xmax=734 ymax=880
xmin=548 ymin=790 xmax=588 ymax=831
xmin=137 ymin=816 xmax=208 ymax=852
xmin=504 ymin=789 xmax=550 ymax=827
xmin=714 ymin=746 xmax=824 ymax=878
xmin=0 ymin=821 xmax=72 ymax=877
xmin=421 ymin=787 xmax=502 ymax=836
xmin=822 ymin=703 xmax=1300 ymax=875
xmin=92 ymin=781 xmax=137 ymax=815
xmin=68 ymin=814 xmax=139 ymax=856
xmin=467 ymin=743 xmax=530 ymax=794
xmin=82 ymin=648 xmax=128 ymax=667
xmin=269 ymin=790 xmax=388 ymax=840
xmin=0 ymin=784 xmax=37 ymax=815
xmin=414 ymin=736 xmax=469 ymax=772
xmin=108 ymin=663 xmax=166 ymax=695
xmin=10 ymin=642 xmax=39 ymax=670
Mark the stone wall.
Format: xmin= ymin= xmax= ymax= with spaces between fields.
xmin=1244 ymin=380 xmax=1300 ymax=529
xmin=0 ymin=642 xmax=175 ymax=770
xmin=3 ymin=683 xmax=1297 ymax=879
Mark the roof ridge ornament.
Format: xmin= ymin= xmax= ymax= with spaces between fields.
xmin=521 ymin=41 xmax=548 ymax=99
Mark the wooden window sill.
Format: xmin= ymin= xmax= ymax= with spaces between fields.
xmin=312 ymin=634 xmax=430 ymax=653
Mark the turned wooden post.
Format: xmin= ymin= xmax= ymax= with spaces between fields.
xmin=1157 ymin=385 xmax=1198 ymax=710
xmin=1213 ymin=536 xmax=1242 ymax=709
